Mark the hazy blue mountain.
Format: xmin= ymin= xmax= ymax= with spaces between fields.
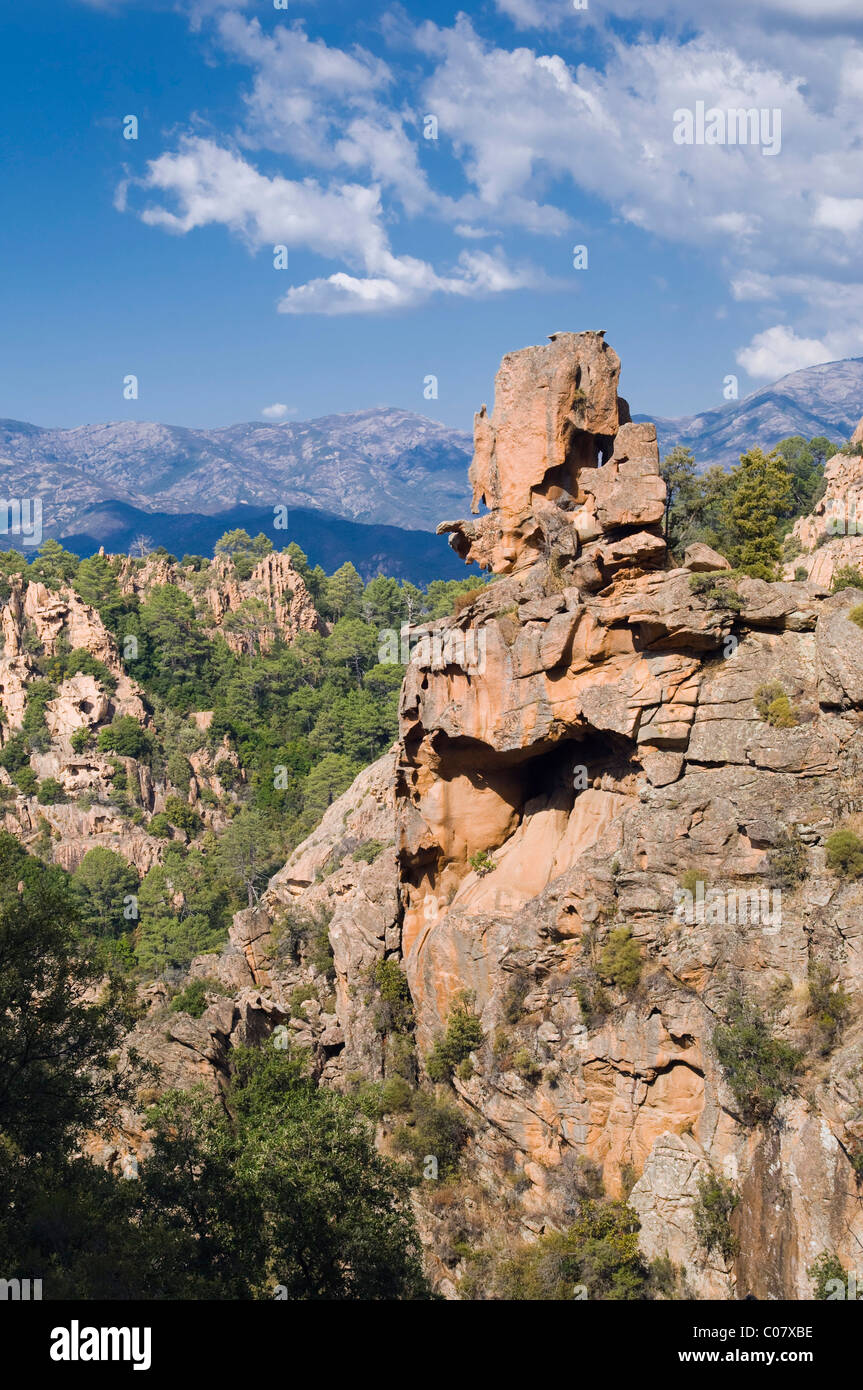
xmin=0 ymin=408 xmax=472 ymax=535
xmin=634 ymin=357 xmax=863 ymax=470
xmin=7 ymin=358 xmax=863 ymax=578
xmin=59 ymin=501 xmax=468 ymax=585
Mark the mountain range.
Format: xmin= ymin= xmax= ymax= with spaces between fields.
xmin=3 ymin=357 xmax=863 ymax=578
xmin=638 ymin=356 xmax=863 ymax=470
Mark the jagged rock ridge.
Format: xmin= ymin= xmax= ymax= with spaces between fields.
xmin=129 ymin=333 xmax=863 ymax=1299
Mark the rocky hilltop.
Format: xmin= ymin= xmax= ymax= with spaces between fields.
xmin=105 ymin=334 xmax=863 ymax=1298
xmin=786 ymin=417 xmax=863 ymax=589
xmin=0 ymin=547 xmax=320 ymax=870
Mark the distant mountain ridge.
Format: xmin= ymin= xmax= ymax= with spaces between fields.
xmin=0 ymin=406 xmax=473 ymax=535
xmin=6 ymin=358 xmax=863 ymax=579
xmin=634 ymin=357 xmax=863 ymax=471
xmin=59 ymin=500 xmax=467 ymax=584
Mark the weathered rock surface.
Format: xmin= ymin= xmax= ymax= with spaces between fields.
xmin=786 ymin=424 xmax=863 ymax=588
xmin=122 ymin=334 xmax=863 ymax=1299
xmin=118 ymin=548 xmax=322 ymax=653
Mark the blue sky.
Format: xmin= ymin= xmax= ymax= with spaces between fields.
xmin=2 ymin=0 xmax=863 ymax=432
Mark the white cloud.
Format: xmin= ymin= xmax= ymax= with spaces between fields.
xmin=215 ymin=16 xmax=436 ymax=217
xmin=277 ymin=247 xmax=543 ymax=315
xmin=261 ymin=402 xmax=291 ymax=419
xmin=127 ymin=136 xmax=542 ymax=314
xmin=494 ymin=0 xmax=863 ymax=29
xmin=116 ymin=3 xmax=863 ymax=349
xmin=454 ymin=224 xmax=495 ymax=239
xmin=814 ymin=196 xmax=863 ymax=234
xmin=736 ymin=325 xmax=832 ymax=379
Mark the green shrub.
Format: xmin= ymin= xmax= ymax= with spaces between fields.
xmin=70 ymin=726 xmax=93 ymax=754
xmin=354 ymin=838 xmax=385 ymax=864
xmin=379 ymin=1075 xmax=412 ymax=1113
xmin=693 ymin=1174 xmax=740 ymax=1262
xmin=269 ymin=906 xmax=333 ymax=978
xmin=850 ymin=604 xmax=863 ymax=629
xmin=164 ymin=795 xmax=202 ymax=835
xmin=371 ymin=958 xmax=414 ymax=1035
xmin=794 ymin=566 xmax=808 ymax=582
xmin=21 ymin=679 xmax=57 ymax=753
xmin=464 ymin=1199 xmax=664 ymax=1301
xmin=831 ymin=565 xmax=863 ymax=592
xmin=501 ymin=970 xmax=532 ymax=1023
xmin=308 ymin=909 xmax=335 ymax=980
xmin=754 ymin=681 xmax=797 ymax=727
xmin=214 ymin=758 xmax=239 ymax=789
xmin=575 ymin=979 xmax=611 ymax=1029
xmin=0 ymin=732 xmax=31 ymax=773
xmin=97 ymin=716 xmax=153 ymax=761
xmin=808 ymin=1251 xmax=846 ymax=1300
xmin=807 ymin=961 xmax=851 ymax=1054
xmin=36 ymin=776 xmax=66 ymax=805
xmin=393 ymin=1089 xmax=472 ymax=1178
xmin=13 ymin=766 xmax=37 ymax=796
xmin=511 ymin=1047 xmax=542 ymax=1084
xmin=679 ymin=867 xmax=709 ymax=896
xmin=146 ymin=813 xmax=173 ymax=838
xmin=768 ymin=829 xmax=807 ymax=888
xmin=289 ymin=985 xmax=316 ymax=1017
xmin=169 ymin=976 xmax=225 ymax=1019
xmin=713 ymin=993 xmax=802 ymax=1124
xmin=783 ymin=534 xmax=802 ymax=562
xmin=426 ymin=993 xmax=484 ymax=1082
xmin=468 ymin=849 xmax=496 ymax=877
xmin=599 ymin=927 xmax=642 ymax=991
xmin=825 ymin=828 xmax=863 ymax=878
xmin=166 ymin=750 xmax=192 ymax=791
xmin=688 ymin=574 xmax=743 ymax=612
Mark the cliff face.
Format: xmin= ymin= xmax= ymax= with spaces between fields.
xmin=117 ymin=548 xmax=322 ymax=654
xmin=124 ymin=334 xmax=863 ymax=1298
xmin=787 ymin=417 xmax=863 ymax=588
xmin=395 ymin=333 xmax=863 ymax=1297
xmin=0 ymin=570 xmax=243 ymax=871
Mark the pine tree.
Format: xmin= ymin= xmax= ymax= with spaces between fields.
xmin=727 ymin=447 xmax=792 ymax=580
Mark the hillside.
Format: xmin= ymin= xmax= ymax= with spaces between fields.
xmin=637 ymin=357 xmax=863 ymax=470
xmin=10 ymin=332 xmax=863 ymax=1304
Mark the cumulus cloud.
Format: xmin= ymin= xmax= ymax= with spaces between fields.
xmin=736 ymin=326 xmax=832 ymax=379
xmin=115 ymin=1 xmax=863 ymax=348
xmin=814 ymin=196 xmax=863 ymax=234
xmin=261 ymin=403 xmax=292 ymax=419
xmin=125 ymin=136 xmax=543 ymax=314
xmin=494 ymin=0 xmax=863 ymax=29
xmin=417 ymin=16 xmax=863 ymax=369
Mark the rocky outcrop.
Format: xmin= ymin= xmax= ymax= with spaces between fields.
xmin=785 ymin=418 xmax=863 ymax=588
xmin=122 ymin=333 xmax=863 ymax=1300
xmin=438 ymin=332 xmax=664 ymax=584
xmin=0 ymin=572 xmax=241 ymax=869
xmin=117 ymin=548 xmax=322 ymax=653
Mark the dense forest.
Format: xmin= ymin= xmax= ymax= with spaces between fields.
xmin=0 ymin=530 xmax=482 ymax=979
